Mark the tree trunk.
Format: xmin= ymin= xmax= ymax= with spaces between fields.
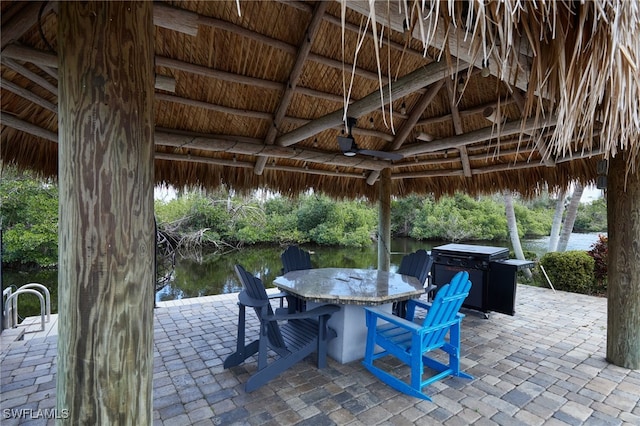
xmin=57 ymin=2 xmax=155 ymax=424
xmin=377 ymin=169 xmax=391 ymax=271
xmin=557 ymin=183 xmax=584 ymax=252
xmin=504 ymin=191 xmax=532 ymax=278
xmin=548 ymin=188 xmax=566 ymax=252
xmin=606 ymin=154 xmax=640 ymax=369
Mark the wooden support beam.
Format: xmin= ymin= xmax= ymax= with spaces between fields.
xmin=344 ymin=1 xmax=533 ymax=92
xmin=1 ymin=44 xmax=356 ymax=105
xmin=3 ymin=112 xmax=599 ymax=182
xmin=1 ymin=1 xmax=55 ymax=50
xmin=392 ymin=148 xmax=600 ymax=180
xmin=276 ymin=60 xmax=465 ymax=147
xmin=0 ymin=112 xmax=57 ymax=142
xmin=378 ymin=169 xmax=392 ymax=271
xmin=153 ymin=3 xmax=199 ymax=36
xmin=507 ymin=83 xmax=555 ymax=167
xmin=1 ymin=77 xmax=57 ymax=112
xmin=1 ymin=57 xmax=58 ymax=95
xmin=445 ymin=77 xmax=472 ymax=177
xmin=416 ymin=97 xmax=515 ymax=127
xmin=2 ymin=45 xmax=177 ymax=92
xmin=1 ymin=44 xmax=57 ymax=68
xmin=255 ymin=1 xmax=328 ymax=175
xmin=155 ymin=93 xmax=272 ymax=121
xmin=155 ymin=75 xmax=176 ymax=93
xmin=390 ymin=81 xmax=445 ymax=151
xmin=155 ymin=55 xmax=283 ymax=91
xmin=607 ymin=152 xmax=640 ymax=369
xmin=155 ymin=129 xmax=388 ymax=171
xmin=366 ymin=79 xmax=445 ymax=185
xmin=458 ymin=147 xmax=472 ymax=176
xmin=396 ymin=117 xmax=557 ymax=157
xmin=153 ymin=0 xmax=429 ymax=106
xmin=156 ymin=152 xmax=366 ymax=179
xmin=416 ymin=132 xmax=434 ymax=142
xmin=0 ymin=113 xmax=387 ymax=173
xmin=57 ymin=3 xmax=155 ymax=423
xmin=279 ymin=0 xmax=429 ymax=61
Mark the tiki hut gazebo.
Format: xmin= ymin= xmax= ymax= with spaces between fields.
xmin=1 ymin=1 xmax=638 ymax=423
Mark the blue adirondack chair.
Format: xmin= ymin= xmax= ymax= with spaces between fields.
xmin=224 ymin=265 xmax=339 ymax=392
xmin=280 ymin=245 xmax=313 ymax=312
xmin=393 ymin=249 xmax=435 ymax=317
xmin=363 ymin=270 xmax=473 ymax=400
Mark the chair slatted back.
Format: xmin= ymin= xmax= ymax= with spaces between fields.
xmin=421 ymin=271 xmax=471 ymax=348
xmin=235 ymin=264 xmax=286 ymax=349
xmin=281 ymin=245 xmax=312 ymax=273
xmin=398 ymin=249 xmax=433 ymax=286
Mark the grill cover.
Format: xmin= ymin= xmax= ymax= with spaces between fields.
xmin=432 ymin=244 xmax=509 ymax=261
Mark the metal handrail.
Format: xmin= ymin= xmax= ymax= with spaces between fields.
xmin=17 ymin=283 xmax=51 ymax=322
xmin=3 ymin=289 xmax=46 ymax=332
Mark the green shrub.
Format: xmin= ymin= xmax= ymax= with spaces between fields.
xmin=587 ymin=235 xmax=608 ymax=295
xmin=538 ymin=251 xmax=596 ymax=294
xmin=1 ymin=173 xmax=59 ymax=267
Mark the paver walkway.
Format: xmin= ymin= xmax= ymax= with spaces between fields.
xmin=1 ymin=285 xmax=639 ymax=425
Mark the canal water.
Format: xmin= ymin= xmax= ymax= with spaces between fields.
xmin=3 ymin=233 xmax=605 ymax=312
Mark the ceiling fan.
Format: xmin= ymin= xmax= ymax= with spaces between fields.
xmin=338 ymin=117 xmax=402 ymax=161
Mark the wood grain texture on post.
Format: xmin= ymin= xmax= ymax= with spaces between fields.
xmin=377 ymin=168 xmax=392 ymax=271
xmin=57 ymin=2 xmax=155 ymax=424
xmin=606 ymin=153 xmax=640 ymax=370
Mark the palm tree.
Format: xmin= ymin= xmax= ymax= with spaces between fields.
xmin=557 ymin=183 xmax=584 ymax=252
xmin=504 ymin=191 xmax=532 ymax=279
xmin=548 ymin=188 xmax=566 ymax=252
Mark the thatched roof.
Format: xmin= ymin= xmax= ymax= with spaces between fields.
xmin=1 ymin=1 xmax=638 ymax=200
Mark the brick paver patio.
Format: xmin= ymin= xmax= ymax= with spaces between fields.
xmin=1 ymin=284 xmax=639 ymax=425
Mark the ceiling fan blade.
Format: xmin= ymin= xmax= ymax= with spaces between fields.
xmin=358 ymin=149 xmax=403 ymax=161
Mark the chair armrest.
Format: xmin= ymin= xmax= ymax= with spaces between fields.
xmin=363 ymin=306 xmax=423 ymax=333
xmin=424 ymin=284 xmax=437 ymax=293
xmin=238 ymin=290 xmax=269 ymax=308
xmin=269 ymin=304 xmax=339 ymax=321
xmin=268 ymin=291 xmax=289 ymax=301
xmin=408 ymin=298 xmax=433 ymax=311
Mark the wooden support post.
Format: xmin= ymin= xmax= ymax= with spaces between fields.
xmin=377 ymin=169 xmax=392 ymax=272
xmin=57 ymin=2 xmax=155 ymax=423
xmin=606 ymin=154 xmax=640 ymax=369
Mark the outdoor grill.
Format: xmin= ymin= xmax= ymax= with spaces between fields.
xmin=430 ymin=243 xmax=534 ymax=317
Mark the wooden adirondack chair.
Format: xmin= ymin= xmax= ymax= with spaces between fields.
xmin=281 ymin=245 xmax=312 ymax=273
xmin=363 ymin=270 xmax=473 ymax=400
xmin=224 ymin=265 xmax=339 ymax=392
xmin=280 ymin=245 xmax=312 ymax=312
xmin=393 ymin=249 xmax=435 ymax=317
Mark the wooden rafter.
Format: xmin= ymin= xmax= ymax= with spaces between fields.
xmin=1 ymin=44 xmax=395 ymax=111
xmin=276 ymin=60 xmax=466 ymax=147
xmin=396 ymin=117 xmax=558 ymax=157
xmin=1 ymin=77 xmax=56 ymax=112
xmin=1 ymin=45 xmax=177 ymax=92
xmin=254 ymin=1 xmax=328 ymax=175
xmin=1 ymin=1 xmax=55 ymax=49
xmin=445 ymin=77 xmax=472 ymax=177
xmin=344 ymin=1 xmax=533 ymax=92
xmin=6 ymin=112 xmax=574 ymax=179
xmin=1 ymin=57 xmax=58 ymax=95
xmin=366 ymin=78 xmax=445 ymax=185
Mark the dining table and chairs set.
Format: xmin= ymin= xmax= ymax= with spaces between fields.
xmin=224 ymin=244 xmax=528 ymax=400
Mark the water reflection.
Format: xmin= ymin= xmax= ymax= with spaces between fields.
xmin=157 ymin=239 xmax=438 ymax=302
xmin=157 ymin=234 xmax=604 ymax=302
xmin=3 ymin=234 xmax=605 ymax=308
